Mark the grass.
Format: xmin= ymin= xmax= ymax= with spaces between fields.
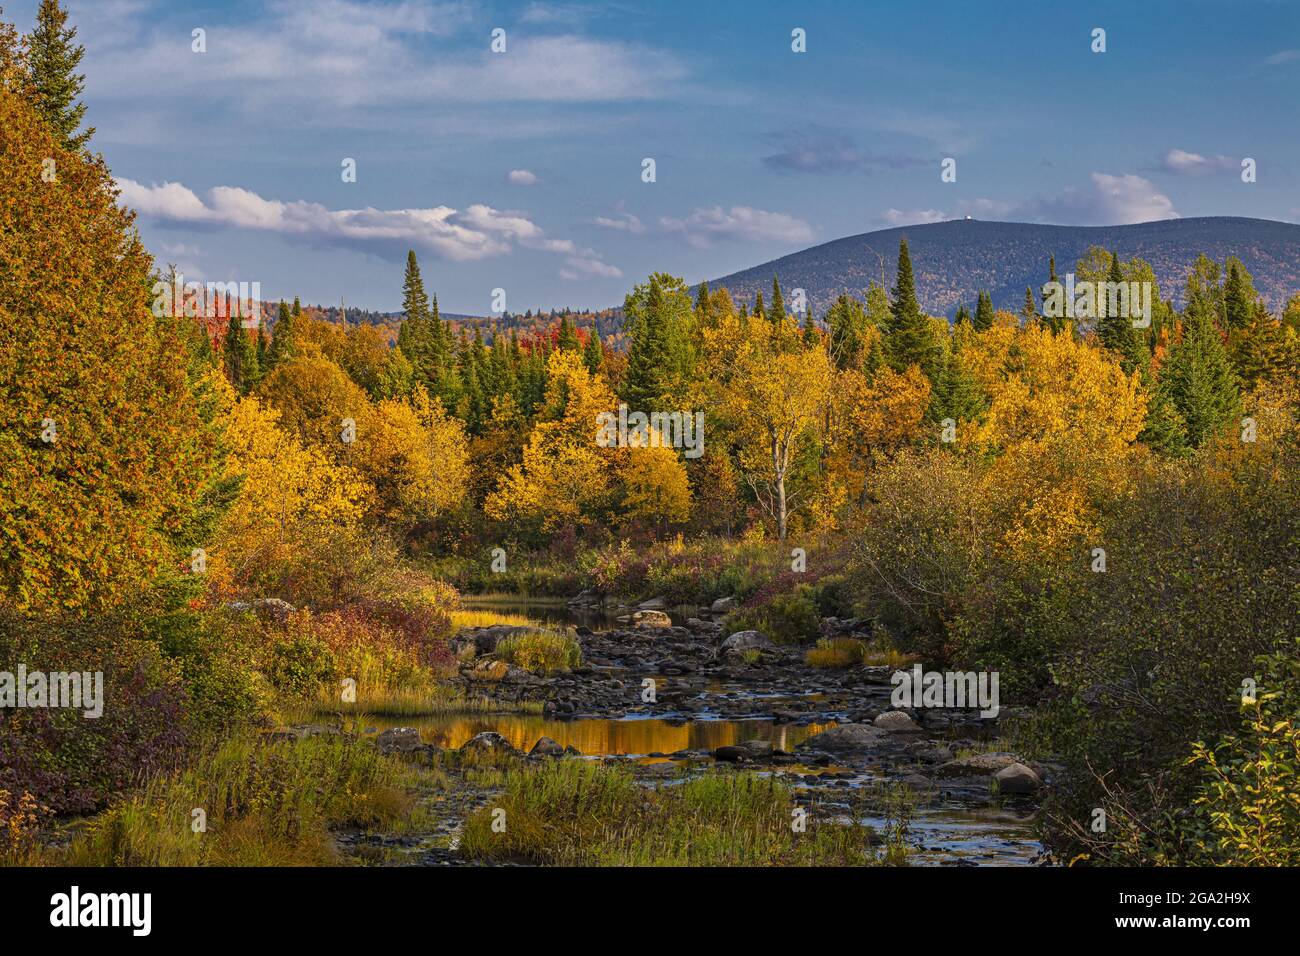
xmin=805 ymin=637 xmax=919 ymax=669
xmin=62 ymin=733 xmax=415 ymax=866
xmin=450 ymin=608 xmax=544 ymax=630
xmin=459 ymin=759 xmax=908 ymax=866
xmin=494 ymin=629 xmax=582 ymax=673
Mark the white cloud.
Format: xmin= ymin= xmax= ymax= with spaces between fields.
xmin=881 ymin=208 xmax=947 ymax=227
xmin=116 ymin=178 xmax=619 ymax=272
xmin=507 ymin=169 xmax=540 ymax=185
xmin=1161 ymin=148 xmax=1238 ymax=176
xmin=882 ymin=173 xmax=1178 ymax=228
xmin=659 ymin=206 xmax=814 ymax=248
xmin=1262 ymin=49 xmax=1300 ymax=66
xmin=592 ymin=212 xmax=646 ymax=235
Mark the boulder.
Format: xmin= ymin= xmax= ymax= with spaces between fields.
xmin=873 ymin=710 xmax=923 ymax=734
xmin=993 ymin=762 xmax=1042 ymax=794
xmin=719 ymin=630 xmax=772 ymax=653
xmin=227 ymin=597 xmax=296 ymax=624
xmin=460 ymin=731 xmax=518 ymax=755
xmin=714 ymin=739 xmax=774 ymax=763
xmin=933 ymin=752 xmax=1021 ymax=778
xmin=796 ymin=723 xmax=889 ymax=754
xmin=376 ymin=727 xmax=424 ymax=753
xmin=637 ymin=596 xmax=668 ymax=610
xmin=710 ymin=596 xmax=737 ymax=615
xmin=632 ymin=609 xmax=672 ymax=628
xmin=528 ymin=736 xmax=566 ymax=757
xmin=458 ymin=625 xmax=534 ymax=655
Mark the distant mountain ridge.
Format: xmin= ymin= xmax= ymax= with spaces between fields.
xmin=706 ymin=217 xmax=1300 ymax=318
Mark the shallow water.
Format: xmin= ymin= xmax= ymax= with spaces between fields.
xmin=442 ymin=598 xmax=1046 ymax=865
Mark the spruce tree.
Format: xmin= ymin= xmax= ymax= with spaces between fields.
xmin=885 ymin=239 xmax=940 ymax=380
xmin=556 ymin=314 xmax=579 ymax=351
xmin=973 ymin=290 xmax=994 ymax=332
xmin=1163 ymin=290 xmax=1242 ymax=448
xmin=827 ymin=294 xmax=867 ymax=370
xmin=1022 ymin=286 xmax=1037 ymax=325
xmin=222 ymin=315 xmax=257 ymax=394
xmin=1042 ymin=256 xmax=1065 ymax=333
xmin=582 ymin=328 xmax=603 ymax=374
xmin=623 ymin=279 xmax=671 ymax=410
xmin=695 ymin=280 xmax=712 ymax=327
xmin=267 ymin=300 xmax=294 ymax=369
xmin=25 ymin=0 xmax=92 ymax=150
xmin=954 ymin=304 xmax=972 ymax=326
xmin=769 ymin=276 xmax=785 ymax=324
xmin=1097 ymin=252 xmax=1147 ymax=375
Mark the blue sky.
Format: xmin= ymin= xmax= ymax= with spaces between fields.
xmin=11 ymin=0 xmax=1300 ymax=313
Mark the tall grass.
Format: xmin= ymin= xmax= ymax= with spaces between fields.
xmin=494 ymin=630 xmax=582 ymax=673
xmin=460 ymin=760 xmax=906 ymax=866
xmin=64 ymin=734 xmax=413 ymax=866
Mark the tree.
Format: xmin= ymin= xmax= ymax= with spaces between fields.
xmin=222 ymin=313 xmax=258 ymax=394
xmin=24 ymin=0 xmax=92 ymax=150
xmin=582 ymin=328 xmax=603 ymax=374
xmin=827 ymin=294 xmax=869 ymax=371
xmin=266 ymin=300 xmax=295 ymax=370
xmin=621 ymin=273 xmax=695 ymax=411
xmin=1097 ymin=251 xmax=1148 ymax=375
xmin=885 ymin=239 xmax=941 ymax=381
xmin=556 ymin=314 xmax=579 ymax=351
xmin=973 ymin=290 xmax=995 ymax=332
xmin=0 ymin=79 xmax=213 ymax=610
xmin=769 ymin=276 xmax=785 ymax=324
xmin=1162 ymin=290 xmax=1242 ymax=448
xmin=1021 ymin=286 xmax=1037 ymax=325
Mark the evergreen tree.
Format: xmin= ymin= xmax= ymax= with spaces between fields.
xmin=267 ymin=300 xmax=295 ymax=369
xmin=1097 ymin=251 xmax=1147 ymax=375
xmin=802 ymin=306 xmax=819 ymax=347
xmin=694 ymin=280 xmax=712 ymax=327
xmin=1041 ymin=255 xmax=1065 ymax=333
xmin=1163 ymin=290 xmax=1242 ymax=448
xmin=25 ymin=0 xmax=92 ymax=150
xmin=582 ymin=329 xmax=603 ymax=374
xmin=556 ymin=314 xmax=579 ymax=351
xmin=954 ymin=304 xmax=972 ymax=326
xmin=885 ymin=239 xmax=940 ymax=381
xmin=402 ymin=249 xmax=431 ymax=324
xmin=1022 ymin=286 xmax=1037 ymax=324
xmin=221 ymin=314 xmax=258 ymax=394
xmin=932 ymin=341 xmax=985 ymax=428
xmin=769 ymin=276 xmax=785 ymax=324
xmin=622 ymin=277 xmax=672 ymax=410
xmin=973 ymin=290 xmax=994 ymax=332
xmin=1223 ymin=259 xmax=1256 ymax=331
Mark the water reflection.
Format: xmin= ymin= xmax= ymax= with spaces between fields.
xmin=363 ymin=714 xmax=836 ymax=756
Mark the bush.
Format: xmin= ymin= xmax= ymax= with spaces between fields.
xmin=495 ymin=630 xmax=582 ymax=674
xmin=805 ymin=637 xmax=867 ymax=668
xmin=724 ymin=588 xmax=821 ymax=644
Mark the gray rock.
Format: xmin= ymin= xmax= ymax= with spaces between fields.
xmin=376 ymin=727 xmax=425 ymax=753
xmin=993 ymin=762 xmax=1042 ymax=794
xmin=796 ymin=723 xmax=889 ymax=754
xmin=933 ymin=752 xmax=1021 ymax=778
xmin=637 ymin=596 xmax=668 ymax=610
xmin=632 ymin=609 xmax=673 ymax=628
xmin=720 ymin=630 xmax=772 ymax=652
xmin=710 ymin=596 xmax=737 ymax=614
xmin=873 ymin=710 xmax=923 ymax=733
xmin=528 ymin=736 xmax=565 ymax=756
xmin=460 ymin=731 xmax=518 ymax=755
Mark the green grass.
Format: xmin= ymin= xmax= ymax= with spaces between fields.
xmin=460 ymin=759 xmax=908 ymax=866
xmin=63 ymin=733 xmax=415 ymax=866
xmin=494 ymin=629 xmax=582 ymax=673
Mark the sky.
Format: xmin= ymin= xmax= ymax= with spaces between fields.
xmin=10 ymin=0 xmax=1300 ymax=313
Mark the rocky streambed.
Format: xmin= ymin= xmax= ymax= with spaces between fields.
xmin=341 ymin=602 xmax=1054 ymax=866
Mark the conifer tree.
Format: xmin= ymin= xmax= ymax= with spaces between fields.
xmin=1163 ymin=290 xmax=1242 ymax=448
xmin=769 ymin=276 xmax=785 ymax=324
xmin=556 ymin=314 xmax=579 ymax=351
xmin=1022 ymin=286 xmax=1037 ymax=325
xmin=1041 ymin=256 xmax=1065 ymax=333
xmin=222 ymin=314 xmax=258 ymax=394
xmin=1097 ymin=252 xmax=1147 ymax=375
xmin=267 ymin=300 xmax=295 ymax=369
xmin=582 ymin=328 xmax=603 ymax=374
xmin=973 ymin=290 xmax=994 ymax=332
xmin=885 ymin=239 xmax=940 ymax=381
xmin=694 ymin=280 xmax=712 ymax=327
xmin=25 ymin=0 xmax=92 ymax=150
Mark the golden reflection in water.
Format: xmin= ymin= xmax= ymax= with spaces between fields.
xmin=368 ymin=715 xmax=837 ymax=756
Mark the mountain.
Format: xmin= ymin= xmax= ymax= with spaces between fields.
xmin=706 ymin=217 xmax=1300 ymax=318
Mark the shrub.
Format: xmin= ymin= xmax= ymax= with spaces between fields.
xmin=495 ymin=630 xmax=582 ymax=674
xmin=806 ymin=637 xmax=868 ymax=668
xmin=724 ymin=588 xmax=820 ymax=644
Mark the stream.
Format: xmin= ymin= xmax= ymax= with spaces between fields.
xmin=363 ymin=597 xmax=1047 ymax=866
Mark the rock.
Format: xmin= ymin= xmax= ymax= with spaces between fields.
xmin=796 ymin=723 xmax=889 ymax=754
xmin=637 ymin=596 xmax=668 ymax=610
xmin=632 ymin=609 xmax=673 ymax=628
xmin=713 ymin=745 xmax=749 ymax=762
xmin=933 ymin=752 xmax=1021 ymax=778
xmin=376 ymin=727 xmax=424 ymax=753
xmin=458 ymin=625 xmax=535 ymax=655
xmin=568 ymin=589 xmax=601 ymax=607
xmin=719 ymin=630 xmax=772 ymax=653
xmin=464 ymin=660 xmax=510 ymax=682
xmin=993 ymin=762 xmax=1042 ymax=794
xmin=873 ymin=710 xmax=923 ymax=734
xmin=710 ymin=596 xmax=736 ymax=615
xmin=460 ymin=732 xmax=518 ymax=755
xmin=529 ymin=736 xmax=565 ymax=756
